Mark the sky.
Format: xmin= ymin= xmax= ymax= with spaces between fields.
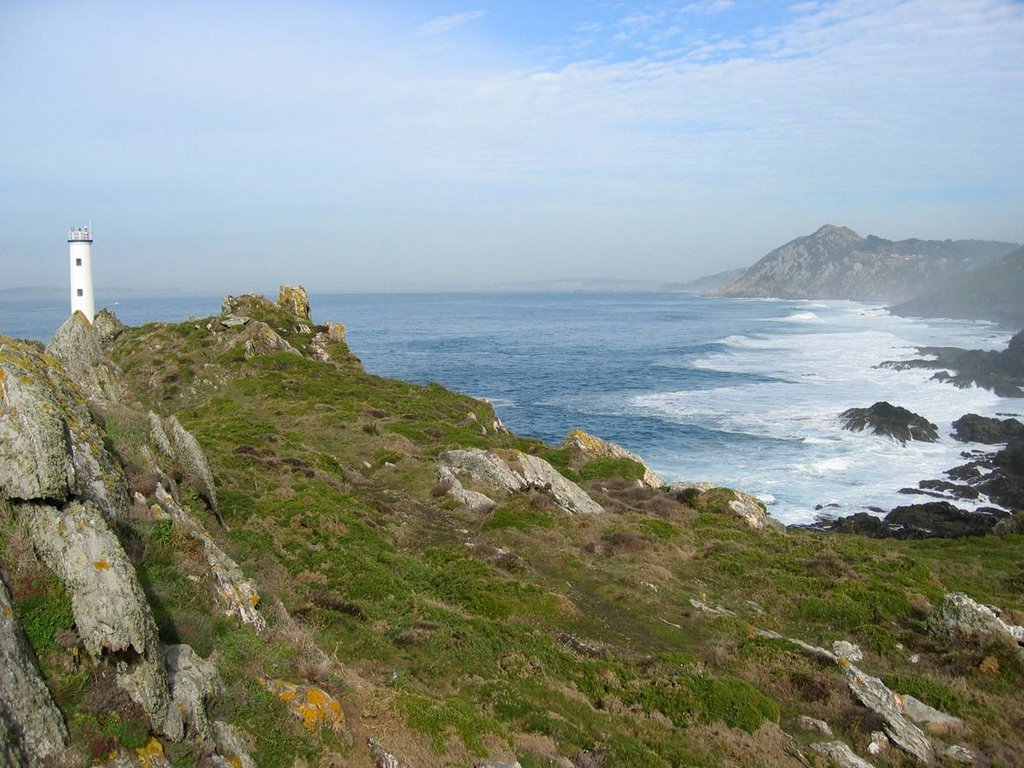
xmin=1 ymin=0 xmax=1023 ymax=293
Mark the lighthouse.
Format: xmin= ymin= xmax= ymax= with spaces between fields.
xmin=68 ymin=225 xmax=95 ymax=321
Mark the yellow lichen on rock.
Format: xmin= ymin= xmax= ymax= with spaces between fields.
xmin=259 ymin=677 xmax=344 ymax=733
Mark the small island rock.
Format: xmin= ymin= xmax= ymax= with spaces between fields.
xmin=839 ymin=402 xmax=938 ymax=444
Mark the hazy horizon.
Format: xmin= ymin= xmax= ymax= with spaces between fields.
xmin=2 ymin=1 xmax=1023 ymax=293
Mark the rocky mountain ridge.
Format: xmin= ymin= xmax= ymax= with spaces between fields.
xmin=718 ymin=225 xmax=1018 ymax=302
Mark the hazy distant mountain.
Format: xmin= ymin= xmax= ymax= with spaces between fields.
xmin=662 ymin=268 xmax=746 ymax=294
xmin=718 ymin=225 xmax=1018 ymax=302
xmin=891 ymin=245 xmax=1024 ymax=326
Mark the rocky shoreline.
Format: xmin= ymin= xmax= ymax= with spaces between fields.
xmin=795 ymin=330 xmax=1024 ymax=539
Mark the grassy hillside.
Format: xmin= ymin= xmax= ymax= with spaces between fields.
xmin=4 ymin=293 xmax=1023 ymax=767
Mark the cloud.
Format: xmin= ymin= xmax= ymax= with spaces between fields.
xmin=681 ymin=0 xmax=736 ymax=14
xmin=418 ymin=10 xmax=485 ymax=35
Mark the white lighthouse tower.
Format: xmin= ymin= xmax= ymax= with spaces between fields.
xmin=68 ymin=224 xmax=95 ymax=322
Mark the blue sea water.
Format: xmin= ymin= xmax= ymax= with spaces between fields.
xmin=2 ymin=290 xmax=1016 ymax=524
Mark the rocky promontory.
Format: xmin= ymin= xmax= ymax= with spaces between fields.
xmin=2 ymin=285 xmax=1023 ymax=767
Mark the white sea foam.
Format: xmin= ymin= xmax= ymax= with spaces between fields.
xmin=630 ymin=300 xmax=1014 ymax=524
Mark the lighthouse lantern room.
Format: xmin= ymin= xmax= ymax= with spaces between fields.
xmin=68 ymin=225 xmax=95 ymax=322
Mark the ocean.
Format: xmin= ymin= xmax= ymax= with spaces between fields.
xmin=2 ymin=290 xmax=1016 ymax=524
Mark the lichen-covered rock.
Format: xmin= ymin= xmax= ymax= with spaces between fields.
xmin=513 ymin=453 xmax=603 ymax=515
xmin=220 ymin=293 xmax=274 ymax=317
xmin=832 ymin=640 xmax=863 ymax=663
xmin=154 ymin=485 xmax=265 ymax=632
xmin=241 ymin=321 xmax=299 ymax=360
xmin=0 ymin=334 xmax=129 ymax=518
xmin=19 ymin=500 xmax=173 ymax=738
xmin=101 ymin=737 xmax=173 ymax=768
xmin=929 ymin=592 xmax=1024 ymax=648
xmin=46 ymin=310 xmax=121 ymax=403
xmin=560 ymin=429 xmax=664 ymax=488
xmin=309 ymin=321 xmax=347 ymax=362
xmin=165 ymin=416 xmax=225 ymax=528
xmin=843 ymin=662 xmax=935 ymax=764
xmin=810 ymin=741 xmax=877 ymax=768
xmin=0 ymin=574 xmax=69 ymax=763
xmin=943 ymin=745 xmax=975 ymax=764
xmin=0 ymin=715 xmax=28 ymax=768
xmin=278 ymin=285 xmax=311 ymax=320
xmin=437 ymin=466 xmax=496 ymax=513
xmin=439 ymin=449 xmax=524 ymax=494
xmin=211 ymin=721 xmax=257 ymax=768
xmin=162 ymin=644 xmax=221 ymax=741
xmin=148 ymin=412 xmax=174 ymax=460
xmin=258 ymin=678 xmax=344 ymax=732
xmin=439 ymin=448 xmax=603 ymax=515
xmin=798 ymin=716 xmax=833 ymax=736
xmin=728 ymin=491 xmax=781 ymax=531
xmin=92 ymin=308 xmax=126 ymax=346
xmin=219 ymin=314 xmax=250 ymax=328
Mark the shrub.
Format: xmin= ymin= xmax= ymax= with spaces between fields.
xmin=579 ymin=457 xmax=645 ymax=482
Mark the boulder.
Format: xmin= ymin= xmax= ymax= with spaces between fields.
xmin=220 ymin=293 xmax=273 ymax=317
xmin=162 ymin=644 xmax=222 ymax=741
xmin=211 ymin=721 xmax=257 ymax=768
xmin=437 ymin=467 xmax=496 ymax=513
xmin=515 ymin=453 xmax=604 ymax=516
xmin=278 ymin=285 xmax=311 ymax=320
xmin=369 ymin=738 xmax=402 ymax=768
xmin=943 ymin=745 xmax=975 ymax=764
xmin=842 ymin=662 xmax=934 ymax=764
xmin=148 ymin=411 xmax=174 ymax=460
xmin=0 ymin=334 xmax=129 ymax=518
xmin=154 ymin=484 xmax=265 ymax=632
xmin=902 ymin=694 xmax=965 ymax=736
xmin=165 ymin=416 xmax=226 ymax=529
xmin=928 ymin=592 xmax=1024 ymax=649
xmin=439 ymin=448 xmax=603 ymax=515
xmin=0 ymin=574 xmax=69 ymax=763
xmin=309 ymin=321 xmax=347 ymax=363
xmin=952 ymin=414 xmax=1024 ymax=444
xmin=810 ymin=741 xmax=877 ymax=768
xmin=258 ymin=678 xmax=344 ymax=733
xmin=92 ymin=308 xmax=127 ymax=346
xmin=839 ymin=402 xmax=938 ymax=445
xmin=20 ymin=499 xmax=174 ymax=738
xmin=992 ymin=512 xmax=1024 ymax=535
xmin=241 ymin=321 xmax=299 ymax=360
xmin=100 ymin=738 xmax=173 ymax=768
xmin=219 ymin=314 xmax=250 ymax=328
xmin=440 ymin=449 xmax=523 ymax=495
xmin=560 ymin=429 xmax=664 ymax=488
xmin=832 ymin=640 xmax=863 ymax=663
xmin=47 ymin=310 xmax=121 ymax=403
xmin=728 ymin=490 xmax=780 ymax=531
xmin=798 ymin=716 xmax=833 ymax=736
